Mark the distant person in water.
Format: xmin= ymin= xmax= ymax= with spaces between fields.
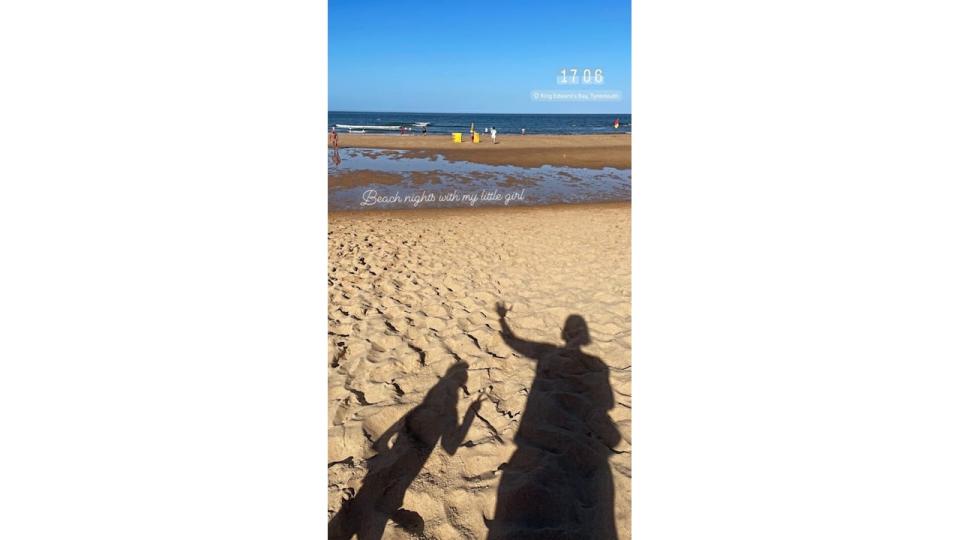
xmin=521 ymin=128 xmax=525 ymax=136
xmin=491 ymin=126 xmax=497 ymax=144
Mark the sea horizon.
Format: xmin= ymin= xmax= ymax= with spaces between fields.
xmin=329 ymin=111 xmax=632 ymax=135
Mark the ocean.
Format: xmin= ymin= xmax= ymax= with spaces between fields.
xmin=329 ymin=112 xmax=631 ymax=135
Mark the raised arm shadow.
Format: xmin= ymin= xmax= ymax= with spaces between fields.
xmin=495 ymin=301 xmax=554 ymax=359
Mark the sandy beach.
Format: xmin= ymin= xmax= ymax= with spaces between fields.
xmin=336 ymin=133 xmax=631 ymax=169
xmin=328 ymin=203 xmax=631 ymax=539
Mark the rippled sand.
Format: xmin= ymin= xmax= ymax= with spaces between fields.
xmin=328 ymin=203 xmax=631 ymax=539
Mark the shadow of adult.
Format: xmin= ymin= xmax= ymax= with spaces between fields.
xmin=329 ymin=362 xmax=483 ymax=540
xmin=486 ymin=302 xmax=621 ymax=540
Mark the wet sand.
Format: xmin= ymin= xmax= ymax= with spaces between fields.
xmin=336 ymin=133 xmax=631 ymax=169
xmin=328 ymin=203 xmax=631 ymax=539
xmin=327 ymin=146 xmax=632 ymax=210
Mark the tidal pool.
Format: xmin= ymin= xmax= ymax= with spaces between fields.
xmin=328 ymin=148 xmax=631 ymax=210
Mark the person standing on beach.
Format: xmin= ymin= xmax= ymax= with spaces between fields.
xmin=328 ymin=127 xmax=340 ymax=166
xmin=521 ymin=127 xmax=525 ymax=136
xmin=491 ymin=126 xmax=497 ymax=144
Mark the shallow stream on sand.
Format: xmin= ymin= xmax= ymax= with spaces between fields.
xmin=328 ymin=148 xmax=631 ymax=210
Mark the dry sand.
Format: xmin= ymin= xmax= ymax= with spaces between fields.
xmin=336 ymin=134 xmax=631 ymax=169
xmin=328 ymin=203 xmax=631 ymax=539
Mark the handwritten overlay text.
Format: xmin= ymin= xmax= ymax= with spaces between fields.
xmin=360 ymin=189 xmax=527 ymax=208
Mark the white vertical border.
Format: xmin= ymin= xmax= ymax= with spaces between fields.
xmin=320 ymin=0 xmax=331 ymax=527
xmin=1 ymin=1 xmax=329 ymax=538
xmin=320 ymin=0 xmax=330 ymax=529
xmin=634 ymin=0 xmax=960 ymax=538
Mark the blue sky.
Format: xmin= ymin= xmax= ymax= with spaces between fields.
xmin=329 ymin=0 xmax=631 ymax=114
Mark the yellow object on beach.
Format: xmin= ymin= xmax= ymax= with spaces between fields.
xmin=472 ymin=132 xmax=480 ymax=143
xmin=452 ymin=132 xmax=462 ymax=143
